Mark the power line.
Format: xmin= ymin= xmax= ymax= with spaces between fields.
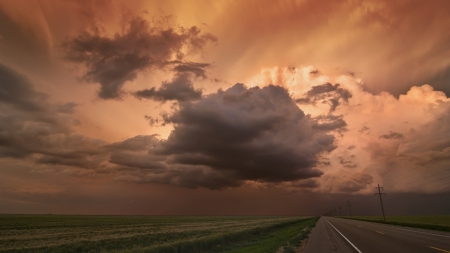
xmin=383 ymin=149 xmax=450 ymax=184
xmin=393 ymin=167 xmax=450 ymax=188
xmin=420 ymin=180 xmax=450 ymax=190
xmin=409 ymin=174 xmax=450 ymax=190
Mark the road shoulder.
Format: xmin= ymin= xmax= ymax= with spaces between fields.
xmin=303 ymin=217 xmax=357 ymax=253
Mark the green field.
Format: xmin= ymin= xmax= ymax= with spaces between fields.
xmin=0 ymin=215 xmax=318 ymax=253
xmin=342 ymin=215 xmax=450 ymax=232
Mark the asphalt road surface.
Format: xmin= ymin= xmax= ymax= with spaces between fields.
xmin=303 ymin=216 xmax=450 ymax=253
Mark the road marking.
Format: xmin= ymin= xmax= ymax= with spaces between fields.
xmin=376 ymin=231 xmax=384 ymax=234
xmin=341 ymin=219 xmax=450 ymax=238
xmin=324 ymin=218 xmax=362 ymax=253
xmin=430 ymin=246 xmax=450 ymax=253
xmin=387 ymin=226 xmax=450 ymax=238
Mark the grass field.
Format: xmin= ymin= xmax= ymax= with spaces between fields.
xmin=0 ymin=215 xmax=318 ymax=253
xmin=341 ymin=215 xmax=450 ymax=232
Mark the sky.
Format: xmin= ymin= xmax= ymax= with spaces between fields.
xmin=0 ymin=0 xmax=450 ymax=215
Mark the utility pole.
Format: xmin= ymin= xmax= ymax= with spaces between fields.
xmin=347 ymin=200 xmax=352 ymax=217
xmin=338 ymin=205 xmax=342 ymax=216
xmin=374 ymin=184 xmax=387 ymax=221
xmin=334 ymin=208 xmax=336 ymax=216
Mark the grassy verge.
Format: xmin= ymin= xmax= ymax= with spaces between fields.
xmin=339 ymin=216 xmax=450 ymax=232
xmin=212 ymin=217 xmax=318 ymax=253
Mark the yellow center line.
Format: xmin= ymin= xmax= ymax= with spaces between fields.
xmin=375 ymin=231 xmax=384 ymax=234
xmin=430 ymin=246 xmax=450 ymax=253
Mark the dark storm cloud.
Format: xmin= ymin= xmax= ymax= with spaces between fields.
xmin=134 ymin=73 xmax=202 ymax=102
xmin=0 ymin=64 xmax=107 ymax=166
xmin=35 ymin=151 xmax=101 ymax=169
xmin=173 ymin=62 xmax=211 ymax=78
xmin=64 ymin=16 xmax=216 ymax=99
xmin=380 ymin=131 xmax=404 ymax=139
xmin=132 ymin=83 xmax=338 ymax=189
xmin=107 ymin=83 xmax=340 ymax=189
xmin=296 ymin=82 xmax=352 ymax=112
xmin=109 ymin=153 xmax=167 ymax=170
xmin=0 ymin=64 xmax=47 ymax=112
xmin=106 ymin=135 xmax=167 ymax=170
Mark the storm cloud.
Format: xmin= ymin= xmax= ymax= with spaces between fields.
xmin=0 ymin=63 xmax=47 ymax=112
xmin=117 ymin=83 xmax=338 ymax=189
xmin=0 ymin=64 xmax=106 ymax=167
xmin=296 ymin=82 xmax=352 ymax=112
xmin=173 ymin=62 xmax=211 ymax=78
xmin=134 ymin=73 xmax=202 ymax=102
xmin=106 ymin=135 xmax=167 ymax=171
xmin=64 ymin=16 xmax=216 ymax=99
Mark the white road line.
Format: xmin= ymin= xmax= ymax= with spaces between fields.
xmin=324 ymin=217 xmax=362 ymax=253
xmin=386 ymin=226 xmax=450 ymax=238
xmin=343 ymin=219 xmax=450 ymax=238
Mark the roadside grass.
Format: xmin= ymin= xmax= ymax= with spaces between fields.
xmin=211 ymin=217 xmax=318 ymax=253
xmin=339 ymin=216 xmax=450 ymax=232
xmin=0 ymin=215 xmax=317 ymax=253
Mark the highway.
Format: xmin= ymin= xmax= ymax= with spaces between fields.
xmin=303 ymin=216 xmax=450 ymax=253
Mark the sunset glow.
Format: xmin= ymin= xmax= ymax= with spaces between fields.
xmin=0 ymin=0 xmax=449 ymax=215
